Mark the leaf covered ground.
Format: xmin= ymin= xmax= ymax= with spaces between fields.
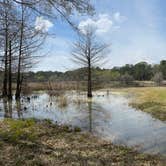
xmin=0 ymin=119 xmax=165 ymax=166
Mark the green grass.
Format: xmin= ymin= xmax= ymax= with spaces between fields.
xmin=0 ymin=119 xmax=165 ymax=166
xmin=0 ymin=119 xmax=37 ymax=143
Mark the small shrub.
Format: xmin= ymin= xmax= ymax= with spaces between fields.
xmin=0 ymin=119 xmax=37 ymax=143
xmin=74 ymin=127 xmax=81 ymax=132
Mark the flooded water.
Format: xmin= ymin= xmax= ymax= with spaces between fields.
xmin=0 ymin=91 xmax=166 ymax=155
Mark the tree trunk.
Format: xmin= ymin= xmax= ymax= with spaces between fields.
xmin=8 ymin=40 xmax=12 ymax=100
xmin=15 ymin=1 xmax=24 ymax=100
xmin=2 ymin=40 xmax=8 ymax=97
xmin=2 ymin=9 xmax=8 ymax=97
xmin=87 ymin=60 xmax=92 ymax=98
xmin=15 ymin=60 xmax=21 ymax=99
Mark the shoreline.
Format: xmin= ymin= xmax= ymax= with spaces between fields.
xmin=111 ymin=87 xmax=166 ymax=121
xmin=0 ymin=118 xmax=165 ymax=165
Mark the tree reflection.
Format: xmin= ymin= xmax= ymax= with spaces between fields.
xmin=88 ymin=101 xmax=92 ymax=133
xmin=16 ymin=99 xmax=23 ymax=119
xmin=2 ymin=98 xmax=23 ymax=119
xmin=3 ymin=99 xmax=12 ymax=118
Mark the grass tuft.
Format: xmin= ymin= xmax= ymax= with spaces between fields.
xmin=0 ymin=119 xmax=37 ymax=143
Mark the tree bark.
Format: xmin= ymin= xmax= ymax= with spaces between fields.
xmin=2 ymin=8 xmax=8 ymax=97
xmin=87 ymin=58 xmax=92 ymax=98
xmin=15 ymin=1 xmax=23 ymax=99
xmin=8 ymin=40 xmax=12 ymax=99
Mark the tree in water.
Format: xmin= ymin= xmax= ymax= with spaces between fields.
xmin=0 ymin=0 xmax=94 ymax=99
xmin=72 ymin=26 xmax=109 ymax=97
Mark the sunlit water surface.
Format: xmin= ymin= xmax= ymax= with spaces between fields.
xmin=0 ymin=91 xmax=166 ymax=155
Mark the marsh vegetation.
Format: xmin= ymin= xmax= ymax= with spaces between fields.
xmin=0 ymin=89 xmax=166 ymax=157
xmin=0 ymin=1 xmax=166 ymax=165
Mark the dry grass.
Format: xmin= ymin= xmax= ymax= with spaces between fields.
xmin=112 ymin=87 xmax=166 ymax=121
xmin=56 ymin=95 xmax=68 ymax=108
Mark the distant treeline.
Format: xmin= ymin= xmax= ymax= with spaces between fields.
xmin=0 ymin=60 xmax=165 ymax=83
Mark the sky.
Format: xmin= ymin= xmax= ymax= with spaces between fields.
xmin=34 ymin=0 xmax=166 ymax=72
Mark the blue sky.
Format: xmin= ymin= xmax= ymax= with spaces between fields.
xmin=34 ymin=0 xmax=166 ymax=71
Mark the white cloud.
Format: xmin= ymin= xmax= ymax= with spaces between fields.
xmin=105 ymin=34 xmax=166 ymax=69
xmin=78 ymin=14 xmax=113 ymax=35
xmin=34 ymin=36 xmax=73 ymax=72
xmin=35 ymin=17 xmax=53 ymax=32
xmin=78 ymin=13 xmax=127 ymax=35
xmin=96 ymin=14 xmax=113 ymax=34
xmin=35 ymin=51 xmax=71 ymax=72
xmin=113 ymin=12 xmax=127 ymax=23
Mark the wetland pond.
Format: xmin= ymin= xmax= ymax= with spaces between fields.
xmin=0 ymin=90 xmax=166 ymax=155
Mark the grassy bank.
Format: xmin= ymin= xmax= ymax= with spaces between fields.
xmin=0 ymin=119 xmax=165 ymax=166
xmin=112 ymin=87 xmax=166 ymax=121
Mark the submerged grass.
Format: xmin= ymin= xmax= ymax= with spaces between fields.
xmin=112 ymin=87 xmax=166 ymax=121
xmin=0 ymin=119 xmax=165 ymax=166
xmin=56 ymin=95 xmax=68 ymax=108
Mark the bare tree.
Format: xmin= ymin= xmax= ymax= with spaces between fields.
xmin=15 ymin=0 xmax=27 ymax=99
xmin=8 ymin=40 xmax=12 ymax=99
xmin=153 ymin=72 xmax=163 ymax=86
xmin=72 ymin=27 xmax=109 ymax=97
xmin=12 ymin=0 xmax=94 ymax=31
xmin=0 ymin=0 xmax=18 ymax=98
xmin=120 ymin=73 xmax=134 ymax=86
xmin=0 ymin=0 xmax=94 ymax=99
xmin=1 ymin=0 xmax=9 ymax=97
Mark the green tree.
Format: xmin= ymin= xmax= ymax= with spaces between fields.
xmin=133 ymin=62 xmax=152 ymax=80
xmin=159 ymin=60 xmax=166 ymax=79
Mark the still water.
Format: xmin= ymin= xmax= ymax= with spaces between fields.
xmin=0 ymin=91 xmax=166 ymax=155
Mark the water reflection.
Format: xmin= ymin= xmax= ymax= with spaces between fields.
xmin=88 ymin=101 xmax=92 ymax=132
xmin=16 ymin=100 xmax=23 ymax=119
xmin=0 ymin=92 xmax=166 ymax=155
xmin=3 ymin=99 xmax=12 ymax=118
xmin=1 ymin=99 xmax=23 ymax=119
